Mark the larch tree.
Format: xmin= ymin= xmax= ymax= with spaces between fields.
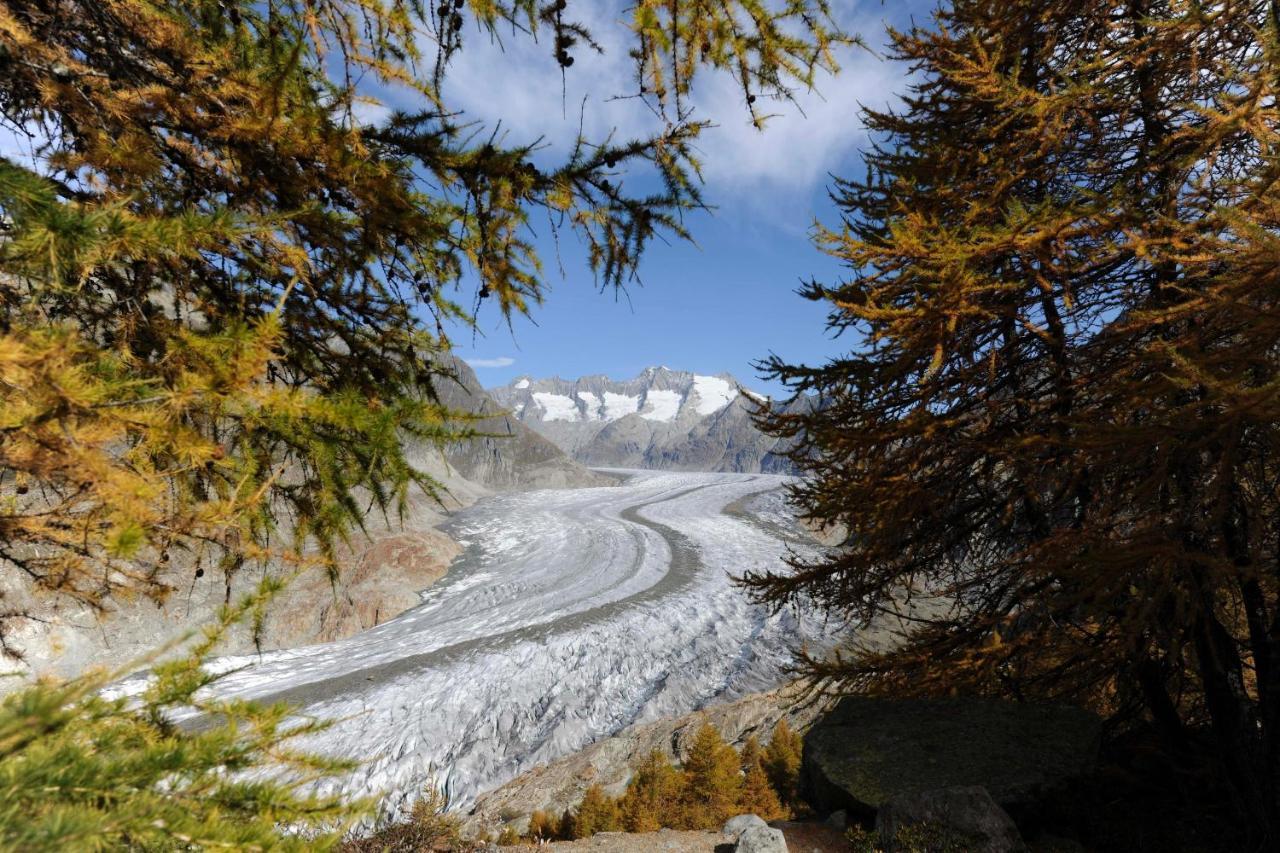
xmin=567 ymin=783 xmax=622 ymax=839
xmin=762 ymin=718 xmax=802 ymax=809
xmin=0 ymin=0 xmax=852 ymax=653
xmin=0 ymin=0 xmax=855 ymax=846
xmin=739 ymin=735 xmax=786 ymax=821
xmin=678 ymin=723 xmax=742 ymax=829
xmin=619 ymin=748 xmax=684 ymax=832
xmin=748 ymin=0 xmax=1280 ymax=842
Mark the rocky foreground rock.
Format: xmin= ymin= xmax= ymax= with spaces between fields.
xmin=877 ymin=786 xmax=1027 ymax=853
xmin=802 ymin=696 xmax=1101 ymax=820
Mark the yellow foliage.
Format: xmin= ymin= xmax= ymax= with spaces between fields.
xmin=566 ymin=783 xmax=622 ymax=839
xmin=619 ymin=749 xmax=686 ymax=833
xmin=763 ymin=718 xmax=804 ymax=809
xmin=677 ymin=723 xmax=743 ymax=829
xmin=740 ymin=735 xmax=787 ymax=821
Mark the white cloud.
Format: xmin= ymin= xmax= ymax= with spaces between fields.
xmin=465 ymin=356 xmax=516 ymax=368
xmin=428 ymin=1 xmax=904 ymax=208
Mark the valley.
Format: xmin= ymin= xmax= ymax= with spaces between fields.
xmin=129 ymin=471 xmax=825 ymax=815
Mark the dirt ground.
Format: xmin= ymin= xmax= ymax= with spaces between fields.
xmin=503 ymin=821 xmax=850 ymax=852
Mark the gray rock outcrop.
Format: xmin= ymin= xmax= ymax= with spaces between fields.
xmin=802 ymin=697 xmax=1102 ymax=818
xmin=876 ymin=786 xmax=1026 ymax=853
xmin=723 ymin=815 xmax=769 ymax=838
xmin=734 ymin=824 xmax=788 ymax=853
xmin=432 ymin=356 xmax=615 ymax=490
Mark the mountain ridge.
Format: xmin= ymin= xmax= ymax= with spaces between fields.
xmin=487 ymin=367 xmax=796 ymax=474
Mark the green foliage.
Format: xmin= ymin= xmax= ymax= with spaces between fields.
xmin=0 ymin=580 xmax=364 ymax=851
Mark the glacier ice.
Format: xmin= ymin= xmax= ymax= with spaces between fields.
xmin=175 ymin=471 xmax=824 ymax=817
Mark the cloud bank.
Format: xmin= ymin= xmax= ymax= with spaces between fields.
xmin=465 ymin=356 xmax=516 ymax=368
xmin=429 ymin=1 xmax=902 ymax=206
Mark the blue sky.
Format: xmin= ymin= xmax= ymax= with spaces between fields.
xmin=443 ymin=1 xmax=932 ymax=395
xmin=0 ymin=1 xmax=933 ymax=397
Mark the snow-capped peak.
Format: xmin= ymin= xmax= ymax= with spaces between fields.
xmin=491 ymin=367 xmax=759 ymax=426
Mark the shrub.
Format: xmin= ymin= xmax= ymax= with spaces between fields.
xmin=341 ymin=787 xmax=463 ymax=852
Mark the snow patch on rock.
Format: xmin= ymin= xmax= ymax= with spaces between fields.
xmin=692 ymin=375 xmax=735 ymax=416
xmin=639 ymin=389 xmax=682 ymax=421
xmin=533 ymin=392 xmax=579 ymax=422
xmin=602 ymin=392 xmax=639 ymax=420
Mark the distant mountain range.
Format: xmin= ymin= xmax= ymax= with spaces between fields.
xmin=487 ymin=367 xmax=799 ymax=473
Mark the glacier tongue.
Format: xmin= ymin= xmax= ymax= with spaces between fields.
xmin=189 ymin=471 xmax=823 ymax=815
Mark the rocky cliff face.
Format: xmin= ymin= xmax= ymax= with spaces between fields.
xmin=487 ymin=367 xmax=797 ymax=474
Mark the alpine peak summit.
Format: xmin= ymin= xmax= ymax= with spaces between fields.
xmin=487 ymin=368 xmax=793 ymax=473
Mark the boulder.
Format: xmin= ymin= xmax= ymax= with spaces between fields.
xmin=823 ymin=809 xmax=848 ymax=831
xmin=723 ymin=814 xmax=769 ymax=838
xmin=735 ymin=824 xmax=788 ymax=853
xmin=876 ymin=786 xmax=1025 ymax=853
xmin=802 ymin=697 xmax=1100 ymax=818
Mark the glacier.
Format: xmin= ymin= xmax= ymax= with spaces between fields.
xmin=163 ymin=471 xmax=823 ymax=816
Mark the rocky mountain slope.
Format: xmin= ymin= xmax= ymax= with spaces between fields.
xmin=4 ymin=357 xmax=607 ymax=684
xmin=463 ymin=684 xmax=831 ymax=837
xmin=487 ymin=367 xmax=799 ymax=473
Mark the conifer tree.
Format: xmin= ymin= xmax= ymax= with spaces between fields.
xmin=749 ymin=0 xmax=1280 ymax=840
xmin=739 ymin=735 xmax=786 ymax=820
xmin=0 ymin=579 xmax=363 ymax=850
xmin=763 ymin=718 xmax=803 ymax=809
xmin=678 ymin=723 xmax=743 ymax=829
xmin=619 ymin=748 xmax=685 ymax=833
xmin=567 ymin=784 xmax=621 ymax=839
xmin=0 ymin=0 xmax=858 ymax=846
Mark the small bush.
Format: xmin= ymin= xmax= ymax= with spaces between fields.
xmin=528 ymin=808 xmax=560 ymax=842
xmin=342 ymin=788 xmax=464 ymax=852
xmin=847 ymin=821 xmax=985 ymax=853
